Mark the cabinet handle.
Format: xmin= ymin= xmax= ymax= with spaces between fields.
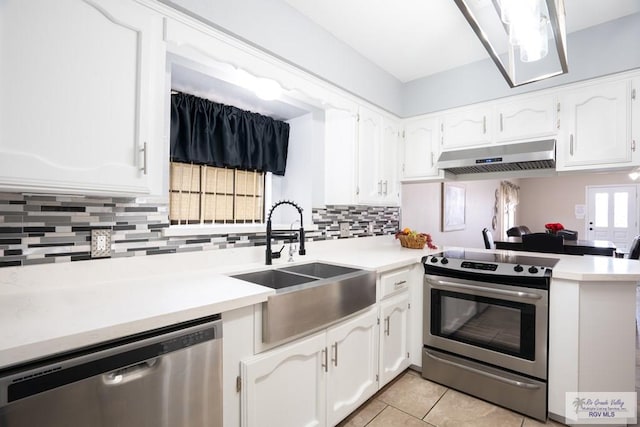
xmin=633 ymin=140 xmax=636 ymax=152
xmin=482 ymin=116 xmax=487 ymax=134
xmin=430 ymin=152 xmax=434 ymax=167
xmin=394 ymin=280 xmax=407 ymax=289
xmin=383 ymin=180 xmax=388 ymax=195
xmin=499 ymin=113 xmax=503 ymax=132
xmin=570 ymin=134 xmax=574 ymax=156
xmin=332 ymin=342 xmax=338 ymax=367
xmin=377 ymin=181 xmax=382 ymax=195
xmin=633 ymin=88 xmax=636 ymax=100
xmin=322 ymin=347 xmax=328 ymax=372
xmin=140 ymin=142 xmax=148 ymax=175
xmin=557 ymin=119 xmax=560 ymax=130
xmin=384 ymin=316 xmax=390 ymax=336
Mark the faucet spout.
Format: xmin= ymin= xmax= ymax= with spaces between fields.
xmin=265 ymin=200 xmax=306 ymax=265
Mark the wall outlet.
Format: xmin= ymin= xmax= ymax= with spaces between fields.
xmin=368 ymin=222 xmax=375 ymax=235
xmin=91 ymin=229 xmax=112 ymax=258
xmin=339 ymin=222 xmax=350 ymax=238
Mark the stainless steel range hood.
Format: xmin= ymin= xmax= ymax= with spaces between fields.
xmin=437 ymin=140 xmax=556 ymax=175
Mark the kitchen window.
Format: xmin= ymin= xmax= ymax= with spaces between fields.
xmin=169 ymin=161 xmax=265 ymax=225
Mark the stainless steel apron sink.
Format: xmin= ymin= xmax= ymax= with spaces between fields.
xmin=231 ymin=262 xmax=376 ymax=343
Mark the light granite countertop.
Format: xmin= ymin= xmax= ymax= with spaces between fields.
xmin=1 ymin=235 xmax=639 ymax=370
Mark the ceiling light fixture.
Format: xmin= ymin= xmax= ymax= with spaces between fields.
xmin=454 ymin=0 xmax=568 ymax=87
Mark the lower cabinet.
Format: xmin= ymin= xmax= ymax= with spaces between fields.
xmin=240 ymin=307 xmax=378 ymax=427
xmin=378 ymin=291 xmax=411 ymax=387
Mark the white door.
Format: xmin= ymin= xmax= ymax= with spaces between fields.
xmin=326 ymin=308 xmax=378 ymax=427
xmin=380 ymin=118 xmax=399 ymax=204
xmin=402 ymin=117 xmax=440 ymax=178
xmin=324 ymin=109 xmax=358 ymax=205
xmin=357 ymin=106 xmax=383 ymax=203
xmin=586 ymin=185 xmax=639 ymax=252
xmin=241 ymin=332 xmax=327 ymax=427
xmin=379 ymin=291 xmax=410 ymax=387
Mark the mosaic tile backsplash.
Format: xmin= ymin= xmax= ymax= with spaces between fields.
xmin=0 ymin=193 xmax=399 ymax=268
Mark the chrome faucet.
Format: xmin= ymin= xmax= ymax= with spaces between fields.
xmin=266 ymin=200 xmax=306 ymax=265
xmin=288 ymin=219 xmax=301 ymax=262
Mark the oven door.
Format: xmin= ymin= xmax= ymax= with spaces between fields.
xmin=424 ymin=274 xmax=548 ymax=380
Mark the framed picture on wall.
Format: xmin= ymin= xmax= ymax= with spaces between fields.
xmin=442 ymin=182 xmax=466 ymax=231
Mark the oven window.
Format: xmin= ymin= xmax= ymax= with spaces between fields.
xmin=431 ymin=290 xmax=536 ymax=360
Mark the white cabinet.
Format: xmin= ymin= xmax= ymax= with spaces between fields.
xmin=326 ymin=309 xmax=379 ymax=426
xmin=357 ymin=106 xmax=399 ymax=205
xmin=379 ymin=291 xmax=410 ymax=387
xmin=324 ymin=109 xmax=358 ymax=205
xmin=494 ymin=94 xmax=558 ymax=143
xmin=241 ymin=308 xmax=378 ymax=427
xmin=441 ymin=105 xmax=493 ymax=149
xmin=557 ymin=79 xmax=636 ymax=170
xmin=401 ymin=116 xmax=443 ymax=180
xmin=0 ymin=0 xmax=164 ymax=195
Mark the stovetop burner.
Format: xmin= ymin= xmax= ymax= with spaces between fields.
xmin=438 ymin=249 xmax=559 ymax=269
xmin=422 ymin=250 xmax=559 ymax=281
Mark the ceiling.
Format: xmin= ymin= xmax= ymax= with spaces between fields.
xmin=283 ymin=0 xmax=640 ymax=83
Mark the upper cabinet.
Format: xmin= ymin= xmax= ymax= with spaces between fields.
xmin=557 ymin=79 xmax=637 ymax=171
xmin=357 ymin=106 xmax=399 ymax=205
xmin=324 ymin=109 xmax=358 ymax=205
xmin=494 ymin=94 xmax=558 ymax=143
xmin=0 ymin=0 xmax=165 ymax=195
xmin=441 ymin=104 xmax=493 ymax=149
xmin=401 ymin=116 xmax=443 ymax=180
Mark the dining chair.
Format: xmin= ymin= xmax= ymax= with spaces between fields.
xmin=522 ymin=232 xmax=564 ymax=254
xmin=482 ymin=228 xmax=494 ymax=249
xmin=506 ymin=225 xmax=532 ymax=237
xmin=627 ymin=235 xmax=640 ymax=259
xmin=557 ymin=229 xmax=578 ymax=240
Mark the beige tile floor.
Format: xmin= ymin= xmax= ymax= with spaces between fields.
xmin=338 ymin=286 xmax=640 ymax=427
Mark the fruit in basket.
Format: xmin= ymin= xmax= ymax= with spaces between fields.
xmin=395 ymin=228 xmax=438 ymax=249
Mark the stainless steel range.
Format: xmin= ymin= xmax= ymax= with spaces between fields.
xmin=422 ymin=250 xmax=558 ymax=421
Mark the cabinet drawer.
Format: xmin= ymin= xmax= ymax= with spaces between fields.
xmin=380 ymin=268 xmax=410 ymax=298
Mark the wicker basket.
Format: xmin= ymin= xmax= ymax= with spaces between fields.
xmin=398 ymin=234 xmax=427 ymax=249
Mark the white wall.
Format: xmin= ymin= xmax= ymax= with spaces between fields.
xmin=401 ymin=179 xmax=500 ymax=250
xmin=517 ymin=171 xmax=636 ymax=237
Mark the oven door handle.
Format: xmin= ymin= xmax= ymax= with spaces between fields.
xmin=424 ymin=350 xmax=542 ymax=390
xmin=432 ymin=279 xmax=543 ymax=301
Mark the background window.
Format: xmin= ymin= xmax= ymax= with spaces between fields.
xmin=169 ymin=162 xmax=265 ymax=225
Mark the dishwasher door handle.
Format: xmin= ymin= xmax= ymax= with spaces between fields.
xmin=102 ymin=358 xmax=160 ymax=385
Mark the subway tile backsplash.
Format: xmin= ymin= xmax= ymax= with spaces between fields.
xmin=0 ymin=193 xmax=399 ymax=268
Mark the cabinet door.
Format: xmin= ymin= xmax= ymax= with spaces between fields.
xmin=558 ymin=80 xmax=633 ymax=169
xmin=379 ymin=292 xmax=410 ymax=387
xmin=357 ymin=106 xmax=383 ymax=203
xmin=326 ymin=309 xmax=378 ymax=426
xmin=402 ymin=117 xmax=441 ymax=179
xmin=380 ymin=118 xmax=399 ymax=204
xmin=0 ymin=0 xmax=163 ymax=195
xmin=325 ymin=109 xmax=358 ymax=205
xmin=495 ymin=95 xmax=557 ymax=143
xmin=442 ymin=106 xmax=492 ymax=149
xmin=241 ymin=332 xmax=327 ymax=427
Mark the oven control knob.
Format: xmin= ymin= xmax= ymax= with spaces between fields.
xmin=514 ymin=265 xmax=524 ymax=272
xmin=528 ymin=266 xmax=539 ymax=274
xmin=430 ymin=257 xmax=439 ymax=263
xmin=441 ymin=257 xmax=449 ymax=265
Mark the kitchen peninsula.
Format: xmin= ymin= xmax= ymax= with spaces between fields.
xmin=0 ymin=235 xmax=638 ymax=425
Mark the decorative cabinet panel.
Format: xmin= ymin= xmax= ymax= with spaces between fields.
xmin=441 ymin=105 xmax=493 ymax=149
xmin=494 ymin=94 xmax=558 ymax=143
xmin=241 ymin=332 xmax=327 ymax=427
xmin=401 ymin=116 xmax=442 ymax=179
xmin=324 ymin=109 xmax=358 ymax=205
xmin=357 ymin=106 xmax=399 ymax=205
xmin=241 ymin=308 xmax=378 ymax=427
xmin=326 ymin=309 xmax=378 ymax=427
xmin=379 ymin=291 xmax=410 ymax=387
xmin=557 ymin=80 xmax=636 ymax=170
xmin=0 ymin=0 xmax=165 ymax=195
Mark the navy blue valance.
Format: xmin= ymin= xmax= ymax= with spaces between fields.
xmin=170 ymin=92 xmax=289 ymax=176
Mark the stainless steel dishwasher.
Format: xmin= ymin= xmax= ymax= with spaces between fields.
xmin=0 ymin=314 xmax=222 ymax=427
